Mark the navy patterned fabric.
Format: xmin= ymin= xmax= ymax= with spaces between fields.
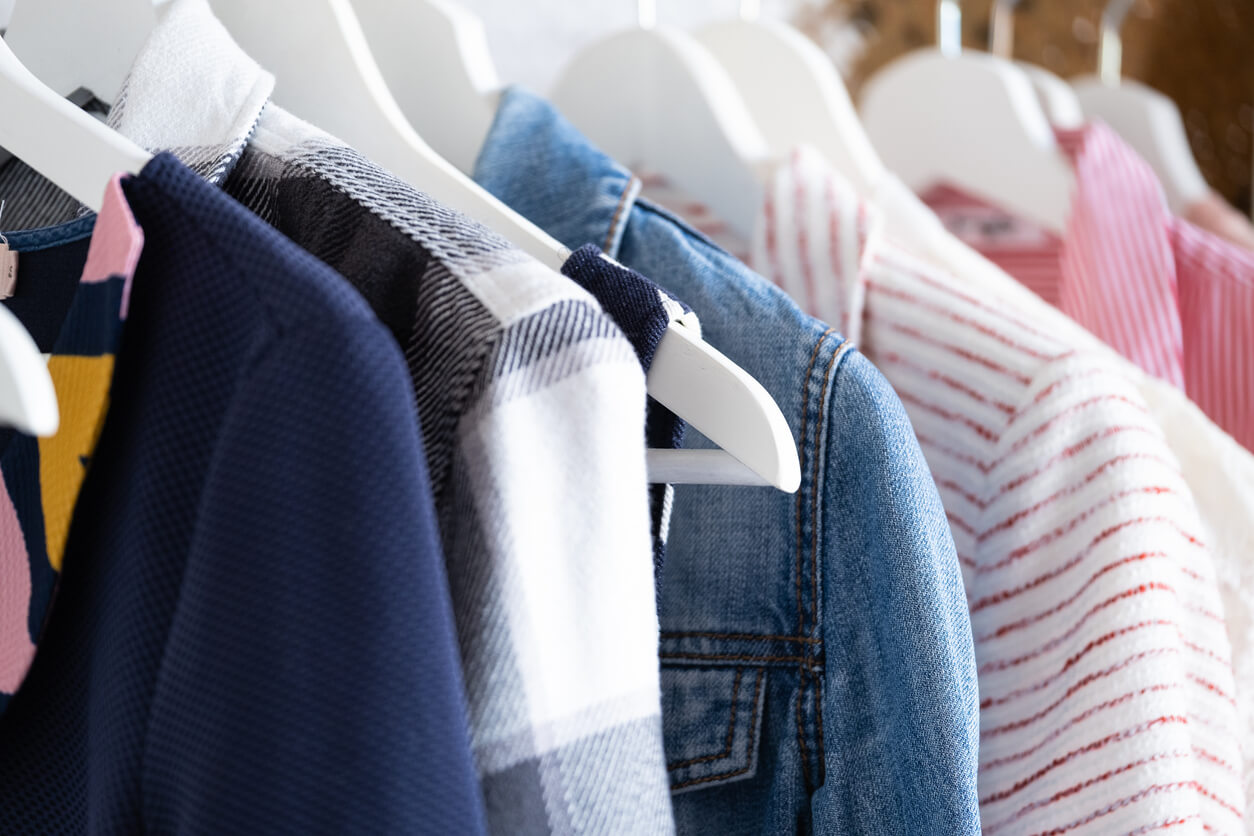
xmin=0 ymin=154 xmax=486 ymax=835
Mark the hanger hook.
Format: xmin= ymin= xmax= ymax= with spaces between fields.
xmin=739 ymin=0 xmax=761 ymax=22
xmin=937 ymin=0 xmax=962 ymax=58
xmin=989 ymin=0 xmax=1022 ymax=58
xmin=639 ymin=0 xmax=656 ymax=30
xmin=1098 ymin=0 xmax=1136 ymax=85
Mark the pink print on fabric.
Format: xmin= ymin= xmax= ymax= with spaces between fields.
xmin=83 ymin=174 xmax=145 ymax=319
xmin=0 ymin=478 xmax=35 ymax=694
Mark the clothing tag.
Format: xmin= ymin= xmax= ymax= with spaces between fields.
xmin=0 ymin=243 xmax=17 ymax=300
xmin=0 ymin=201 xmax=14 ymax=299
xmin=933 ymin=204 xmax=1053 ymax=250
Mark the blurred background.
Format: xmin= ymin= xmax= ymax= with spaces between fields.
xmin=440 ymin=0 xmax=1252 ymax=214
xmin=1 ymin=0 xmax=1242 ymax=211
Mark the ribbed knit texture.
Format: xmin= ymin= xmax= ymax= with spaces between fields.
xmin=0 ymin=154 xmax=486 ymax=835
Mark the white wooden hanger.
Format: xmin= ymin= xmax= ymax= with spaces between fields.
xmin=208 ymin=0 xmax=571 ymax=274
xmin=692 ymin=1 xmax=1017 ymax=289
xmin=5 ymin=0 xmax=156 ymax=104
xmin=348 ymin=0 xmax=498 ymax=176
xmin=549 ymin=0 xmax=771 ymax=241
xmin=0 ymin=31 xmax=154 ymax=435
xmin=647 ymin=319 xmax=799 ymax=490
xmin=860 ymin=0 xmax=1074 ymax=234
xmin=0 ymin=305 xmax=57 ymax=436
xmin=0 ymin=31 xmax=152 ymax=215
xmin=210 ymin=0 xmax=800 ymax=491
xmin=988 ymin=0 xmax=1084 ymax=129
xmin=1071 ymin=0 xmax=1206 ymax=214
xmin=694 ymin=0 xmax=886 ymax=198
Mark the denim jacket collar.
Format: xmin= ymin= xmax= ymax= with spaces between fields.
xmin=475 ymin=86 xmax=650 ymax=259
xmin=475 ymin=91 xmax=890 ymax=342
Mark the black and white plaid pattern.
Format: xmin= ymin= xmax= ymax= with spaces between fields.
xmin=32 ymin=1 xmax=674 ymax=831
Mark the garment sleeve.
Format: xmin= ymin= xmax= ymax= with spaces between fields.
xmin=442 ymin=301 xmax=675 ymax=834
xmin=138 ymin=315 xmax=487 ymax=835
xmin=971 ymin=353 xmax=1243 ymax=833
xmin=813 ymin=348 xmax=983 ymax=834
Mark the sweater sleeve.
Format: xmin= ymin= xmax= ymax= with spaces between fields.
xmin=138 ymin=313 xmax=487 ymax=835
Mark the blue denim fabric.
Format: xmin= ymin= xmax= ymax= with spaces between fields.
xmin=474 ymin=88 xmax=981 ymax=836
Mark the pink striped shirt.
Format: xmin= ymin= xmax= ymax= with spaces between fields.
xmin=640 ymin=147 xmax=1245 ymax=833
xmin=923 ymin=123 xmax=1254 ymax=453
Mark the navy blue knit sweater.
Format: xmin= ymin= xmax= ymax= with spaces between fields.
xmin=0 ymin=154 xmax=486 ymax=834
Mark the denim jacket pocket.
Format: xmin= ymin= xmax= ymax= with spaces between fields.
xmin=662 ymin=666 xmax=766 ymax=795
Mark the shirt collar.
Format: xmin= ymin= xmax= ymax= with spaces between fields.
xmin=1052 ymin=121 xmax=1184 ymax=385
xmin=1054 ymin=121 xmax=1172 ymax=232
xmin=473 ymin=87 xmax=643 ymax=259
xmin=107 ymin=0 xmax=274 ymax=186
xmin=752 ymin=146 xmax=884 ymax=344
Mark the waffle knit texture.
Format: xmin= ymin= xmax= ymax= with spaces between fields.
xmin=0 ymin=153 xmax=487 ymax=834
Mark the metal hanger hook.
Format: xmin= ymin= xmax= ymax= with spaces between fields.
xmin=937 ymin=0 xmax=962 ymax=58
xmin=989 ymin=0 xmax=1023 ymax=58
xmin=739 ymin=0 xmax=761 ymax=22
xmin=1099 ymin=0 xmax=1137 ymax=85
xmin=638 ymin=0 xmax=656 ymax=30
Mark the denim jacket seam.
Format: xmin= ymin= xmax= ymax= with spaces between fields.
xmin=796 ymin=330 xmax=836 ymax=637
xmin=792 ymin=330 xmax=853 ymax=792
xmin=806 ymin=336 xmax=855 ymax=790
xmin=602 ymin=175 xmax=642 ymax=257
xmin=660 ymin=631 xmax=820 ymax=644
xmin=660 ymin=652 xmax=821 ymax=668
xmin=795 ymin=329 xmax=826 ymax=791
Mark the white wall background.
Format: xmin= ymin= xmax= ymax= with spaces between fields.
xmin=454 ymin=0 xmax=807 ymax=92
xmin=0 ymin=1 xmax=826 ymax=91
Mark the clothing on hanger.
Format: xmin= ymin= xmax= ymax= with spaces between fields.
xmin=752 ymin=147 xmax=1243 ymax=833
xmin=1 ymin=0 xmax=1250 ymax=833
xmin=925 ymin=160 xmax=1254 ymax=822
xmin=0 ymin=152 xmax=487 ymax=834
xmin=93 ymin=3 xmax=676 ymax=831
xmin=636 ymin=142 xmax=1246 ymax=832
xmin=920 ymin=123 xmax=1254 ymax=455
xmin=474 ymin=87 xmax=983 ymax=835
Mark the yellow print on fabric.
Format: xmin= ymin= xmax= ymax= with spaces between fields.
xmin=38 ymin=354 xmax=114 ymax=571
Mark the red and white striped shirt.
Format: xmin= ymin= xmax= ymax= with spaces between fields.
xmin=923 ymin=123 xmax=1254 ymax=454
xmin=744 ymin=147 xmax=1244 ymax=834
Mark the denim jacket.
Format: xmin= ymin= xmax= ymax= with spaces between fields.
xmin=474 ymin=88 xmax=981 ymax=835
